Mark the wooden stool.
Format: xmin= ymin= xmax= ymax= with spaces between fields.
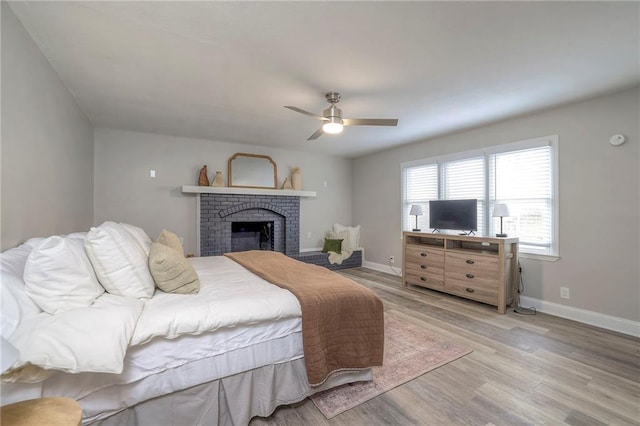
xmin=1 ymin=397 xmax=81 ymax=426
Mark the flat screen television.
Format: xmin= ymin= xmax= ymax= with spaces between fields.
xmin=429 ymin=199 xmax=478 ymax=232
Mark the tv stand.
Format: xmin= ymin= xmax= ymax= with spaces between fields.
xmin=402 ymin=232 xmax=519 ymax=314
xmin=458 ymin=230 xmax=475 ymax=236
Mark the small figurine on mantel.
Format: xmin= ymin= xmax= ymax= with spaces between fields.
xmin=211 ymin=171 xmax=225 ymax=187
xmin=198 ymin=165 xmax=209 ymax=186
xmin=281 ymin=177 xmax=293 ymax=190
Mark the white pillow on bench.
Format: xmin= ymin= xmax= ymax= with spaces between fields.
xmin=332 ymin=224 xmax=360 ymax=251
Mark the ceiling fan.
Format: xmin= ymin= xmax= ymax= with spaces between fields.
xmin=285 ymin=92 xmax=399 ymax=140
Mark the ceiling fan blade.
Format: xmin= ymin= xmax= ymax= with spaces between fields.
xmin=284 ymin=106 xmax=328 ymax=120
xmin=343 ymin=118 xmax=399 ymax=127
xmin=307 ymin=127 xmax=325 ymax=140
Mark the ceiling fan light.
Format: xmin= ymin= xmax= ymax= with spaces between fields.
xmin=322 ymin=117 xmax=344 ymax=134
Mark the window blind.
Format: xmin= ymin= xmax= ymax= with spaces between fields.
xmin=442 ymin=156 xmax=485 ymax=235
xmin=489 ymin=146 xmax=553 ymax=254
xmin=402 ymin=163 xmax=437 ymax=231
xmin=401 ymin=136 xmax=557 ymax=256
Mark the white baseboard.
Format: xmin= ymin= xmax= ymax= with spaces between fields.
xmin=519 ymin=296 xmax=640 ymax=338
xmin=362 ymin=260 xmax=402 ymax=277
xmin=358 ymin=261 xmax=638 ymax=338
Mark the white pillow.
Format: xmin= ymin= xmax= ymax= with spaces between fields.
xmin=333 ymin=224 xmax=360 ymax=251
xmin=1 ymin=244 xmax=43 ymax=338
xmin=23 ymin=236 xmax=105 ymax=315
xmin=85 ymin=222 xmax=155 ymax=298
xmin=120 ymin=222 xmax=153 ymax=255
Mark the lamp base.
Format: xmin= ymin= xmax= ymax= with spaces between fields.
xmin=495 ymin=233 xmax=507 ymax=237
xmin=412 ymin=228 xmax=421 ymax=232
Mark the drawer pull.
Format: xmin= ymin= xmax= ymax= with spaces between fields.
xmin=420 ymin=277 xmax=427 ymax=282
xmin=465 ymin=287 xmax=475 ymax=293
xmin=420 ymin=264 xmax=427 ymax=269
xmin=466 ymin=259 xmax=475 ymax=264
xmin=465 ymin=273 xmax=475 ymax=279
xmin=420 ymin=252 xmax=427 ymax=257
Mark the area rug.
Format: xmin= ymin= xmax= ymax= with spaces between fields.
xmin=310 ymin=313 xmax=472 ymax=419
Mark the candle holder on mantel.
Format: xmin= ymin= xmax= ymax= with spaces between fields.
xmin=281 ymin=177 xmax=293 ymax=190
xmin=211 ymin=171 xmax=225 ymax=187
xmin=198 ymin=165 xmax=209 ymax=186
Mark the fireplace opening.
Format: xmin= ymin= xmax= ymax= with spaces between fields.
xmin=231 ymin=221 xmax=274 ymax=252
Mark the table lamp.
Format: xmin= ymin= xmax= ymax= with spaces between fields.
xmin=410 ymin=205 xmax=423 ymax=231
xmin=492 ymin=203 xmax=510 ymax=237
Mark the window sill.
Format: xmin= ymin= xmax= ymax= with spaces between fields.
xmin=519 ymin=252 xmax=559 ymax=262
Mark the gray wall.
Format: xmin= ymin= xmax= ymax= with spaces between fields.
xmin=93 ymin=128 xmax=351 ymax=254
xmin=352 ymin=87 xmax=639 ymax=322
xmin=1 ymin=3 xmax=94 ymax=251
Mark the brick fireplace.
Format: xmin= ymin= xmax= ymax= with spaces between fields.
xmin=199 ymin=193 xmax=300 ymax=257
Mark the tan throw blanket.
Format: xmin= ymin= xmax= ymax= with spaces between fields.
xmin=225 ymin=250 xmax=384 ymax=386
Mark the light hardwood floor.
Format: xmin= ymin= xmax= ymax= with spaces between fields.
xmin=251 ymin=267 xmax=640 ymax=426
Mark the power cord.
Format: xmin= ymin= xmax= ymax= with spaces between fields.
xmin=389 ymin=259 xmax=402 ymax=277
xmin=514 ymin=262 xmax=536 ymax=315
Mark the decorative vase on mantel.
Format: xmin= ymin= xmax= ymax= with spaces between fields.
xmin=291 ymin=167 xmax=302 ymax=190
xmin=198 ymin=165 xmax=209 ymax=186
xmin=211 ymin=171 xmax=225 ymax=187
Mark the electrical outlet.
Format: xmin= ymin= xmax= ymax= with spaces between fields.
xmin=389 ymin=256 xmax=395 ymax=264
xmin=560 ymin=287 xmax=570 ymax=299
xmin=307 ymin=231 xmax=312 ymax=239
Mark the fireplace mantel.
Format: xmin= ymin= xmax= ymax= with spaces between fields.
xmin=181 ymin=185 xmax=316 ymax=197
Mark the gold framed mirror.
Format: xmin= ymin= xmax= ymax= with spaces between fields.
xmin=228 ymin=153 xmax=278 ymax=189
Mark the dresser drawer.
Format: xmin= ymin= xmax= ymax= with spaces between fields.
xmin=445 ymin=277 xmax=497 ymax=305
xmin=445 ymin=251 xmax=499 ymax=305
xmin=445 ymin=251 xmax=498 ymax=280
xmin=405 ymin=244 xmax=444 ymax=290
xmin=405 ymin=244 xmax=444 ymax=267
xmin=405 ymin=270 xmax=444 ymax=291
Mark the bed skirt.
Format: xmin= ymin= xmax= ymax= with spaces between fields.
xmin=92 ymin=358 xmax=372 ymax=426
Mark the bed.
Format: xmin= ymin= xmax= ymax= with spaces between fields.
xmin=0 ymin=223 xmax=384 ymax=425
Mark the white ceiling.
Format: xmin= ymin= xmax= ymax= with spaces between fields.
xmin=9 ymin=1 xmax=640 ymax=158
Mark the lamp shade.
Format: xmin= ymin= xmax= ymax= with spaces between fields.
xmin=492 ymin=203 xmax=510 ymax=217
xmin=1 ymin=337 xmax=19 ymax=373
xmin=410 ymin=205 xmax=423 ymax=216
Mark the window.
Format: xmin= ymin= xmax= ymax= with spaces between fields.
xmin=401 ymin=136 xmax=558 ymax=257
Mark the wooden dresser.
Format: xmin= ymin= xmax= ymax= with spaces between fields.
xmin=402 ymin=232 xmax=519 ymax=313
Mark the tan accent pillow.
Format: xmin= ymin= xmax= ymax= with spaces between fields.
xmin=148 ymin=243 xmax=199 ymax=294
xmin=157 ymin=229 xmax=184 ymax=257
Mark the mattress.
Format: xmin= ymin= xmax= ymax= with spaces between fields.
xmin=2 ymin=255 xmax=305 ymax=423
xmin=2 ymin=253 xmax=372 ymax=424
xmin=2 ymin=316 xmax=304 ymax=423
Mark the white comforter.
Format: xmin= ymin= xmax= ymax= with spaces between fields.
xmin=132 ymin=256 xmax=301 ymax=345
xmin=4 ymin=256 xmax=301 ymax=383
